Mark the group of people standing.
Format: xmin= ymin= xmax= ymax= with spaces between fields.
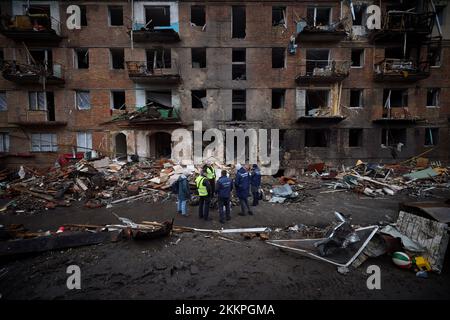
xmin=174 ymin=163 xmax=262 ymax=224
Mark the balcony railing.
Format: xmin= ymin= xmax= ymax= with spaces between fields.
xmin=373 ymin=59 xmax=430 ymax=82
xmin=126 ymin=61 xmax=181 ymax=84
xmin=296 ymin=60 xmax=350 ymax=84
xmin=131 ymin=22 xmax=180 ymax=43
xmin=1 ymin=60 xmax=64 ymax=85
xmin=295 ymin=19 xmax=347 ymax=42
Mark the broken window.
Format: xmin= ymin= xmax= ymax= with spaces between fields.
xmin=429 ymin=47 xmax=441 ymax=67
xmin=272 ymin=48 xmax=285 ymax=69
xmin=306 ymin=7 xmax=331 ymax=27
xmin=272 ymin=89 xmax=285 ymax=109
xmin=306 ymin=90 xmax=329 ymax=115
xmin=31 ymin=133 xmax=58 ymax=152
xmin=425 ymin=128 xmax=439 ymax=146
xmin=74 ymin=48 xmax=89 ymax=69
xmin=232 ymin=6 xmax=246 ymax=39
xmin=0 ymin=133 xmax=9 ymax=152
xmin=381 ymin=128 xmax=406 ymax=146
xmin=427 ymin=88 xmax=440 ymax=107
xmin=77 ymin=132 xmax=92 ymax=152
xmin=352 ymin=4 xmax=367 ymax=26
xmin=80 ymin=5 xmax=87 ymax=26
xmin=28 ymin=49 xmax=53 ymax=71
xmin=145 ymin=6 xmax=170 ymax=27
xmin=29 ymin=91 xmax=47 ymax=111
xmin=232 ymin=48 xmax=246 ymax=80
xmin=0 ymin=91 xmax=6 ymax=111
xmin=146 ymin=90 xmax=172 ymax=108
xmin=110 ymin=48 xmax=124 ymax=69
xmin=25 ymin=4 xmax=51 ymax=30
xmin=351 ymin=49 xmax=364 ymax=67
xmin=232 ymin=90 xmax=246 ymax=121
xmin=76 ymin=90 xmax=90 ymax=110
xmin=192 ymin=48 xmax=206 ymax=68
xmin=191 ymin=5 xmax=205 ymax=26
xmin=272 ymin=6 xmax=286 ymax=26
xmin=306 ymin=49 xmax=329 ymax=74
xmin=305 ymin=129 xmax=329 ymax=147
xmin=146 ymin=48 xmax=171 ymax=69
xmin=109 ymin=6 xmax=123 ymax=26
xmin=111 ymin=91 xmax=126 ymax=110
xmin=383 ymin=89 xmax=408 ymax=108
xmin=349 ymin=129 xmax=363 ymax=147
xmin=350 ymin=89 xmax=363 ymax=108
xmin=192 ymin=90 xmax=207 ymax=109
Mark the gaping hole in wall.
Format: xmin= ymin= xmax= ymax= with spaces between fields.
xmin=383 ymin=89 xmax=408 ymax=108
xmin=146 ymin=48 xmax=171 ymax=69
xmin=429 ymin=47 xmax=441 ymax=67
xmin=149 ymin=132 xmax=172 ymax=158
xmin=305 ymin=129 xmax=329 ymax=147
xmin=306 ymin=90 xmax=329 ymax=115
xmin=232 ymin=6 xmax=246 ymax=38
xmin=381 ymin=128 xmax=406 ymax=147
xmin=192 ymin=90 xmax=207 ymax=109
xmin=26 ymin=5 xmax=51 ymax=29
xmin=146 ymin=90 xmax=172 ymax=108
xmin=232 ymin=48 xmax=246 ymax=80
xmin=192 ymin=48 xmax=206 ymax=68
xmin=115 ymin=133 xmax=127 ymax=159
xmin=145 ymin=6 xmax=170 ymax=28
xmin=427 ymin=88 xmax=440 ymax=107
xmin=352 ymin=4 xmax=367 ymax=26
xmin=232 ymin=90 xmax=246 ymax=121
xmin=110 ymin=48 xmax=124 ymax=69
xmin=191 ymin=5 xmax=205 ymax=26
xmin=272 ymin=48 xmax=285 ymax=69
xmin=75 ymin=49 xmax=89 ymax=69
xmin=425 ymin=128 xmax=439 ymax=146
xmin=111 ymin=91 xmax=126 ymax=110
xmin=272 ymin=89 xmax=285 ymax=109
xmin=109 ymin=6 xmax=123 ymax=26
xmin=350 ymin=89 xmax=363 ymax=108
xmin=306 ymin=7 xmax=331 ymax=27
xmin=79 ymin=5 xmax=87 ymax=26
xmin=349 ymin=128 xmax=363 ymax=147
xmin=351 ymin=49 xmax=364 ymax=67
xmin=306 ymin=49 xmax=329 ymax=74
xmin=272 ymin=6 xmax=286 ymax=26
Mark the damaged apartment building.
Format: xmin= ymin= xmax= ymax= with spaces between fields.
xmin=0 ymin=0 xmax=449 ymax=173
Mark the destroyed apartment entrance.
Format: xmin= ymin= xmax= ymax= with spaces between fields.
xmin=115 ymin=133 xmax=127 ymax=159
xmin=149 ymin=132 xmax=171 ymax=158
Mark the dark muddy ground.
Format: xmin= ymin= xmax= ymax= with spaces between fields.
xmin=1 ymin=185 xmax=450 ymax=300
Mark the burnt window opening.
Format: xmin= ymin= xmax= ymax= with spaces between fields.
xmin=146 ymin=48 xmax=171 ymax=69
xmin=232 ymin=48 xmax=246 ymax=80
xmin=272 ymin=6 xmax=286 ymax=26
xmin=306 ymin=90 xmax=329 ymax=115
xmin=111 ymin=91 xmax=126 ymax=110
xmin=79 ymin=5 xmax=87 ymax=26
xmin=351 ymin=49 xmax=364 ymax=67
xmin=425 ymin=128 xmax=439 ymax=146
xmin=381 ymin=128 xmax=406 ymax=147
xmin=272 ymin=89 xmax=286 ymax=109
xmin=306 ymin=7 xmax=331 ymax=27
xmin=29 ymin=49 xmax=53 ymax=72
xmin=306 ymin=49 xmax=329 ymax=74
xmin=110 ymin=49 xmax=124 ymax=69
xmin=427 ymin=88 xmax=440 ymax=107
xmin=232 ymin=90 xmax=246 ymax=121
xmin=385 ymin=47 xmax=408 ymax=59
xmin=232 ymin=6 xmax=246 ymax=39
xmin=74 ymin=48 xmax=89 ymax=69
xmin=350 ymin=89 xmax=363 ymax=108
xmin=272 ymin=47 xmax=286 ymax=69
xmin=383 ymin=89 xmax=408 ymax=108
xmin=191 ymin=5 xmax=205 ymax=26
xmin=352 ymin=4 xmax=367 ymax=26
xmin=145 ymin=6 xmax=171 ymax=28
xmin=192 ymin=48 xmax=206 ymax=68
xmin=146 ymin=90 xmax=172 ymax=109
xmin=109 ymin=6 xmax=123 ymax=26
xmin=305 ymin=129 xmax=329 ymax=147
xmin=429 ymin=47 xmax=441 ymax=67
xmin=192 ymin=90 xmax=207 ymax=109
xmin=349 ymin=129 xmax=363 ymax=147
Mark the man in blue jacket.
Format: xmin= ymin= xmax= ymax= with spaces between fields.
xmin=250 ymin=164 xmax=261 ymax=206
xmin=234 ymin=164 xmax=252 ymax=216
xmin=216 ymin=170 xmax=233 ymax=224
xmin=176 ymin=171 xmax=191 ymax=216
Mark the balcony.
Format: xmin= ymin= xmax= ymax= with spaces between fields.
xmin=126 ymin=61 xmax=181 ymax=84
xmin=374 ymin=59 xmax=430 ymax=82
xmin=0 ymin=14 xmax=62 ymax=44
xmin=106 ymin=104 xmax=181 ymax=128
xmin=295 ymin=20 xmax=347 ymax=43
xmin=295 ymin=60 xmax=350 ymax=85
xmin=12 ymin=111 xmax=67 ymax=127
xmin=2 ymin=61 xmax=64 ymax=85
xmin=372 ymin=107 xmax=423 ymax=124
xmin=130 ymin=23 xmax=180 ymax=43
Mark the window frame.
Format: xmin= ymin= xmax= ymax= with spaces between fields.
xmin=0 ymin=91 xmax=7 ymax=111
xmin=31 ymin=133 xmax=58 ymax=152
xmin=75 ymin=90 xmax=91 ymax=110
xmin=76 ymin=131 xmax=93 ymax=153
